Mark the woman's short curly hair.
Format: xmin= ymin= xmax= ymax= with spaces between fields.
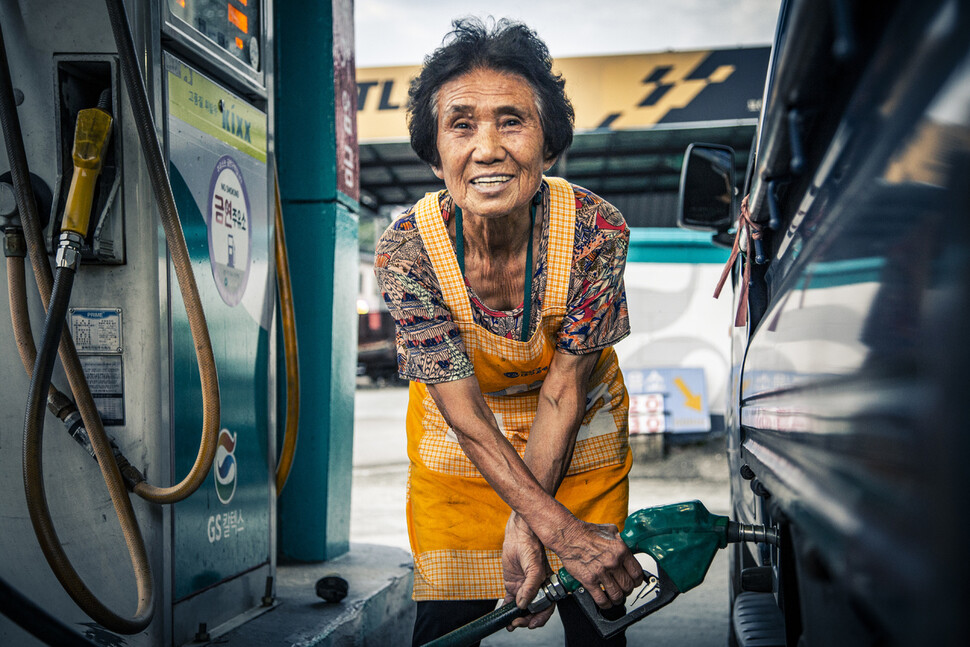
xmin=407 ymin=17 xmax=575 ymax=168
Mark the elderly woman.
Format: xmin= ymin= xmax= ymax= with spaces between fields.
xmin=374 ymin=18 xmax=642 ymax=645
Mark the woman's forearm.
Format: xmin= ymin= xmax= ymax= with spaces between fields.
xmin=427 ymin=350 xmax=600 ymax=551
xmin=427 ymin=377 xmax=576 ymax=542
xmin=522 ymin=385 xmax=586 ymax=495
xmin=523 ymin=350 xmax=600 ymax=495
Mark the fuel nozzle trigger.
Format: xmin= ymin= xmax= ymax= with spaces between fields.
xmin=572 ymin=564 xmax=680 ymax=639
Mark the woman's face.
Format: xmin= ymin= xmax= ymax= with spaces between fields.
xmin=432 ymin=68 xmax=553 ymax=221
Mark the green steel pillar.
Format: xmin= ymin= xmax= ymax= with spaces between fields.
xmin=274 ymin=0 xmax=359 ymax=561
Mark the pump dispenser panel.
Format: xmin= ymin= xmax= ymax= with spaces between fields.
xmin=166 ymin=0 xmax=261 ymax=71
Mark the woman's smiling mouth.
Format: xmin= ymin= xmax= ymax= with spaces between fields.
xmin=471 ymin=175 xmax=513 ymax=188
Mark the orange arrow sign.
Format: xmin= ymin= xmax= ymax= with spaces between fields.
xmin=674 ymin=377 xmax=703 ymax=411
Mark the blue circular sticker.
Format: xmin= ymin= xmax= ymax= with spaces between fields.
xmin=207 ymin=155 xmax=252 ymax=306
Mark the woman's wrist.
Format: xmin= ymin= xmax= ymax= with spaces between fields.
xmin=521 ymin=500 xmax=578 ymax=551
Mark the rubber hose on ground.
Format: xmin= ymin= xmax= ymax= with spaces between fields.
xmin=103 ymin=0 xmax=221 ymax=504
xmin=23 ymin=266 xmax=153 ymax=633
xmin=421 ymin=602 xmax=528 ymax=647
xmin=274 ymin=165 xmax=300 ymax=495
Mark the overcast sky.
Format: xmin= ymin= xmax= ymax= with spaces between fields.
xmin=355 ymin=0 xmax=783 ymax=68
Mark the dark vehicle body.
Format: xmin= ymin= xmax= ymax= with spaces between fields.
xmin=680 ymin=0 xmax=970 ymax=645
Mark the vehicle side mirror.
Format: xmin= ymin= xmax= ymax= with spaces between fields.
xmin=677 ymin=143 xmax=736 ymax=232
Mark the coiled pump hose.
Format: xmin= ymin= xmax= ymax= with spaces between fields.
xmin=0 ymin=22 xmax=154 ymax=634
xmin=105 ymin=0 xmax=221 ymax=504
xmin=24 ymin=261 xmax=156 ymax=634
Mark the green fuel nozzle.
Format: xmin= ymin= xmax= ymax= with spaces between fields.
xmin=555 ymin=500 xmax=779 ymax=639
xmin=559 ymin=500 xmax=778 ymax=594
xmin=421 ymin=501 xmax=779 ymax=647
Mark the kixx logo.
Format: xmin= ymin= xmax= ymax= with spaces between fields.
xmin=222 ymin=104 xmax=252 ymax=143
xmin=214 ymin=429 xmax=237 ymax=504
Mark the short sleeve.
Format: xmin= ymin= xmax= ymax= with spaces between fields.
xmin=557 ymin=197 xmax=631 ymax=354
xmin=374 ymin=211 xmax=475 ymax=384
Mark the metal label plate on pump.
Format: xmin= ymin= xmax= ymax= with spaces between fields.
xmin=77 ymin=355 xmax=125 ymax=426
xmin=70 ymin=307 xmax=122 ymax=353
xmin=69 ymin=308 xmax=125 ymax=425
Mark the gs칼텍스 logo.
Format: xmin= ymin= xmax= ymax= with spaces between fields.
xmin=214 ymin=429 xmax=237 ymax=504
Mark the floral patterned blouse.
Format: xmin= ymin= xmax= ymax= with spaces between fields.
xmin=374 ymin=181 xmax=631 ymax=384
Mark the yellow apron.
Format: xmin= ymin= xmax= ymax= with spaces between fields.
xmin=407 ymin=176 xmax=632 ymax=600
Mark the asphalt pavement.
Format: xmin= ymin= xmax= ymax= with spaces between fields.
xmin=351 ymin=383 xmax=733 ymax=646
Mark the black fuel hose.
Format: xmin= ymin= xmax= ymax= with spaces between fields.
xmin=24 ymin=269 xmax=75 ymax=450
xmin=421 ymin=601 xmax=527 ymax=647
xmin=22 ymin=262 xmax=153 ymax=634
xmin=0 ymin=574 xmax=98 ymax=647
xmin=5 ymin=224 xmax=106 ymax=459
xmin=5 ymin=230 xmax=76 ymax=420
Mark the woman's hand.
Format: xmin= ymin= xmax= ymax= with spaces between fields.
xmin=552 ymin=516 xmax=644 ymax=609
xmin=502 ymin=513 xmax=556 ymax=630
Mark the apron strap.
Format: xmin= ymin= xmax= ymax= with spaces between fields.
xmin=414 ymin=191 xmax=476 ymax=323
xmin=542 ymin=176 xmax=577 ymax=314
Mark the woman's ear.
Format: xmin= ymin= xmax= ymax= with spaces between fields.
xmin=432 ymin=165 xmax=444 ymax=180
xmin=543 ymin=155 xmax=558 ymax=172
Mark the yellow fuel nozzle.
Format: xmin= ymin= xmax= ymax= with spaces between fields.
xmin=61 ymin=97 xmax=113 ymax=237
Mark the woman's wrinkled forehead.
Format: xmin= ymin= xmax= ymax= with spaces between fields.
xmin=429 ymin=67 xmax=546 ymax=124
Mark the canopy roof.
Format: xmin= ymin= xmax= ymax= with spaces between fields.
xmin=357 ymin=47 xmax=769 ymax=227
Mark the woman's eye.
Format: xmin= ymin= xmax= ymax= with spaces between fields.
xmin=502 ymin=118 xmax=521 ymax=127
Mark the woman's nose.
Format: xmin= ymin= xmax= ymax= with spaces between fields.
xmin=472 ymin=126 xmax=505 ymax=163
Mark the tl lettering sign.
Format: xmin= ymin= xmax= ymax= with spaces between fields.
xmin=355 ymin=48 xmax=769 ymax=142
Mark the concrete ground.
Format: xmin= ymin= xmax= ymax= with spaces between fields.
xmin=221 ymin=544 xmax=415 ymax=647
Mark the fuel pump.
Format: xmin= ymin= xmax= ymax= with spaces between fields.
xmin=0 ymin=1 xmax=278 ymax=645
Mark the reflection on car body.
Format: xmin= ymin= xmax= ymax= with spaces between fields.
xmin=679 ymin=0 xmax=970 ymax=644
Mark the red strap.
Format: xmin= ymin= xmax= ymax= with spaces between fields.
xmin=713 ymin=195 xmax=762 ymax=327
